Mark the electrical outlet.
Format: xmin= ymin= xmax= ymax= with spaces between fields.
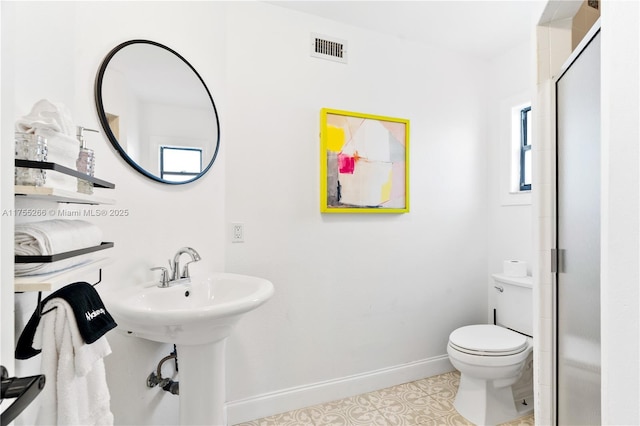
xmin=231 ymin=223 xmax=244 ymax=243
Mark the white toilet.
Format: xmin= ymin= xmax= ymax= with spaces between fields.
xmin=447 ymin=274 xmax=534 ymax=425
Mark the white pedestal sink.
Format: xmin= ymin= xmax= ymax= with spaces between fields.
xmin=104 ymin=273 xmax=274 ymax=425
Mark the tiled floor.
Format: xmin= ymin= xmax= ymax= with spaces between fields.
xmin=234 ymin=371 xmax=535 ymax=426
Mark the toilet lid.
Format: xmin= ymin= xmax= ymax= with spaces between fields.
xmin=449 ymin=324 xmax=528 ymax=356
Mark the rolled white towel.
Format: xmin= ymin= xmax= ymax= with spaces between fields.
xmin=14 ymin=254 xmax=96 ymax=277
xmin=15 ymin=219 xmax=103 ymax=276
xmin=15 ymin=99 xmax=79 ymax=191
xmin=15 ymin=99 xmax=76 ymax=137
xmin=15 ymin=219 xmax=102 ymax=256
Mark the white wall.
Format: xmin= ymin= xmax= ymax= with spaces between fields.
xmin=2 ymin=1 xmax=539 ymax=425
xmin=600 ymin=1 xmax=640 ymax=423
xmin=223 ymin=2 xmax=492 ymax=422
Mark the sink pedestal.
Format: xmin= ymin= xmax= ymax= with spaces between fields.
xmin=177 ymin=340 xmax=227 ymax=425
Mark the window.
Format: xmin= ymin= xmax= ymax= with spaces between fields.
xmin=160 ymin=146 xmax=202 ymax=183
xmin=519 ymin=106 xmax=532 ymax=191
xmin=501 ymin=98 xmax=532 ymax=205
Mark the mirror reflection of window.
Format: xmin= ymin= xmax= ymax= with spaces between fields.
xmin=160 ymin=146 xmax=202 ymax=183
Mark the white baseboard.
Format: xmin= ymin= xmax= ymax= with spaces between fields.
xmin=226 ymin=354 xmax=454 ymax=425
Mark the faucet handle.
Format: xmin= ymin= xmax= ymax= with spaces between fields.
xmin=181 ymin=260 xmax=197 ymax=279
xmin=151 ymin=267 xmax=170 ymax=288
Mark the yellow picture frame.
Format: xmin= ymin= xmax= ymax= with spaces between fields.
xmin=320 ymin=108 xmax=410 ymax=213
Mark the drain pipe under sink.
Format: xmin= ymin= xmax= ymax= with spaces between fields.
xmin=147 ymin=345 xmax=179 ymax=395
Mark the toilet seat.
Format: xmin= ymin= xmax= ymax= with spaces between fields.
xmin=449 ymin=324 xmax=528 ymax=356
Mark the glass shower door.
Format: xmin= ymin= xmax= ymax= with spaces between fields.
xmin=555 ymin=30 xmax=601 ymax=425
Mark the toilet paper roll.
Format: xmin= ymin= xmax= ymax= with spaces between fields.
xmin=503 ymin=260 xmax=528 ymax=277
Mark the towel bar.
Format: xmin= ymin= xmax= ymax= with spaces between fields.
xmin=1 ymin=366 xmax=46 ymax=426
xmin=37 ymin=269 xmax=102 ymax=317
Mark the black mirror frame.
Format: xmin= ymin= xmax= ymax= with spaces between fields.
xmin=94 ymin=39 xmax=220 ymax=185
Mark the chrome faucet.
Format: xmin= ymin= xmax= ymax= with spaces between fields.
xmin=150 ymin=247 xmax=202 ymax=288
xmin=170 ymin=247 xmax=201 ymax=281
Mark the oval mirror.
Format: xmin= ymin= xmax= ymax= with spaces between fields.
xmin=95 ymin=40 xmax=220 ymax=184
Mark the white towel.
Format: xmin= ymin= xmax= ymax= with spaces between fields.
xmin=15 ymin=99 xmax=76 ymax=139
xmin=15 ymin=219 xmax=103 ymax=276
xmin=15 ymin=99 xmax=79 ymax=191
xmin=33 ymin=298 xmax=114 ymax=425
xmin=15 ymin=254 xmax=97 ymax=277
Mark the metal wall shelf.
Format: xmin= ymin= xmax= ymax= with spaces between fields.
xmin=13 ymin=160 xmax=116 ymax=293
xmin=15 ymin=242 xmax=114 ymax=263
xmin=14 ymin=258 xmax=111 ymax=293
xmin=15 ymin=159 xmax=115 ymax=188
xmin=14 ymin=185 xmax=115 ymax=205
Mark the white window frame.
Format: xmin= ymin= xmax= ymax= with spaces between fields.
xmin=500 ymin=93 xmax=532 ymax=206
xmin=518 ymin=105 xmax=532 ymax=191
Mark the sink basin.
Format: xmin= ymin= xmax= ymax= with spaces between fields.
xmin=105 ymin=272 xmax=274 ymax=345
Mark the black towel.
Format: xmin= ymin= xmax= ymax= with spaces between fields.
xmin=15 ymin=282 xmax=117 ymax=360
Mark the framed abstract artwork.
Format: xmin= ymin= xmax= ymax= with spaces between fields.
xmin=320 ymin=108 xmax=410 ymax=213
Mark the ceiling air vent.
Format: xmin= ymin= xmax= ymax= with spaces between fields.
xmin=311 ymin=33 xmax=348 ymax=64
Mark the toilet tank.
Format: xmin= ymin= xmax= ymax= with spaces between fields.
xmin=493 ymin=273 xmax=533 ymax=337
